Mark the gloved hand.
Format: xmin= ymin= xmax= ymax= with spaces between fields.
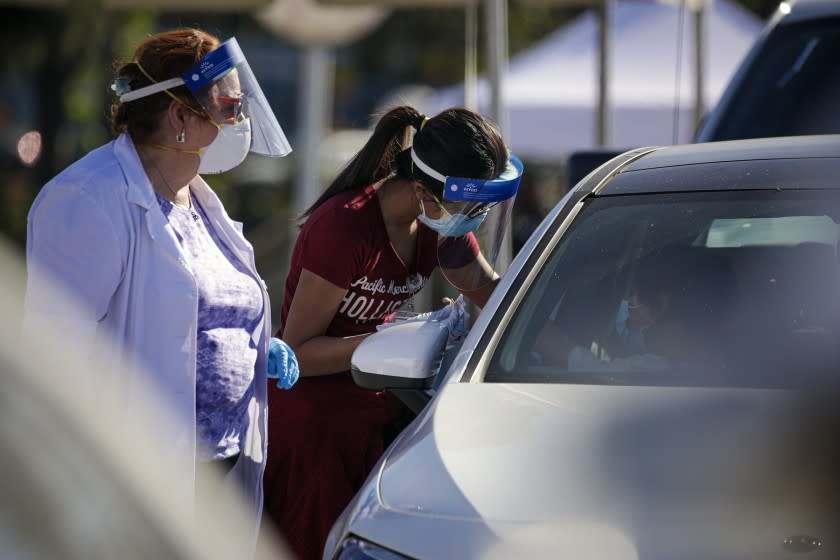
xmin=267 ymin=337 xmax=299 ymax=389
xmin=445 ymin=295 xmax=469 ymax=343
xmin=376 ymin=296 xmax=469 ymax=343
xmin=377 ymin=299 xmax=452 ymax=331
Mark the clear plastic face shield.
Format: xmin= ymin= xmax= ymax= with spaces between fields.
xmin=413 ymin=148 xmax=523 ymax=293
xmin=118 ymin=38 xmax=291 ymax=158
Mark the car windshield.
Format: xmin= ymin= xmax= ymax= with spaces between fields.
xmin=712 ymin=18 xmax=840 ymax=140
xmin=486 ymin=190 xmax=840 ymax=388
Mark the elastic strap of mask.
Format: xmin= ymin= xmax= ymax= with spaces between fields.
xmin=151 ymin=143 xmax=203 ymax=156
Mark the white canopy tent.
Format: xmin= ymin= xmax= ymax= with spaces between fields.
xmin=427 ymin=0 xmax=762 ymax=162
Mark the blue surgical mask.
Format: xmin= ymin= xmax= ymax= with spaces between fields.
xmin=418 ymin=208 xmax=487 ymax=237
xmin=615 ymin=299 xmax=630 ymax=336
xmin=614 ymin=299 xmax=648 ymax=355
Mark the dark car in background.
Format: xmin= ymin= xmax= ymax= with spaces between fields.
xmin=694 ymin=0 xmax=840 ymax=142
xmin=568 ymin=0 xmax=840 ymax=187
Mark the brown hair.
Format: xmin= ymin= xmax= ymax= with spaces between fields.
xmin=110 ymin=28 xmax=220 ymax=142
xmin=301 ymin=106 xmax=507 ymax=219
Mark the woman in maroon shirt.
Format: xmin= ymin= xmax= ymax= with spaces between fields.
xmin=264 ymin=106 xmax=516 ymax=559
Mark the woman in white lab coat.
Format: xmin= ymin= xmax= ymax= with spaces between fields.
xmin=23 ymin=28 xmax=297 ymax=537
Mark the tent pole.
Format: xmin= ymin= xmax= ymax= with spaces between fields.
xmin=484 ymin=0 xmax=513 ymax=270
xmin=464 ymin=0 xmax=479 ymax=111
xmin=693 ymin=3 xmax=705 ymax=133
xmin=485 ymin=0 xmax=509 ymax=136
xmin=295 ymin=46 xmax=334 ymax=215
xmin=596 ymin=0 xmax=610 ymax=147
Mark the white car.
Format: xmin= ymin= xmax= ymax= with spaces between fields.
xmin=324 ymin=136 xmax=840 ymax=560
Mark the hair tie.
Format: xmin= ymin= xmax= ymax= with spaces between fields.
xmin=414 ymin=114 xmax=428 ymax=132
xmin=111 ymin=77 xmax=132 ymax=97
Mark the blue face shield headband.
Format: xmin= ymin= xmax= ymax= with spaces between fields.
xmin=411 ymin=147 xmax=523 ymax=206
xmin=412 ymin=147 xmax=523 ymax=237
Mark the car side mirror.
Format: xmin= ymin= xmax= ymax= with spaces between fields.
xmin=351 ymin=319 xmax=450 ymax=414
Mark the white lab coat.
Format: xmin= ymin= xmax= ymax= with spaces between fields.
xmin=23 ymin=133 xmax=271 ymax=538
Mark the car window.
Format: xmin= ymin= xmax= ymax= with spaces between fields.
xmin=486 ymin=190 xmax=840 ymax=388
xmin=706 ymin=216 xmax=840 ymax=247
xmin=713 ymin=18 xmax=840 ymax=140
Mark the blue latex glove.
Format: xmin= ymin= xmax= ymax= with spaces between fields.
xmin=445 ymin=295 xmax=468 ymax=341
xmin=376 ymin=295 xmax=469 ymax=345
xmin=267 ymin=337 xmax=299 ymax=389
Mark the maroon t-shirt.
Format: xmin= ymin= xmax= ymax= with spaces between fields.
xmin=267 ymin=184 xmax=480 ymax=560
xmin=280 ymin=183 xmax=477 ymax=337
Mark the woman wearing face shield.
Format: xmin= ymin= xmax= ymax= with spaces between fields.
xmin=23 ymin=28 xmax=298 ymax=536
xmin=263 ymin=106 xmax=521 ymax=559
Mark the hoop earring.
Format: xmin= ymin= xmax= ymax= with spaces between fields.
xmin=176 ymin=130 xmax=186 ymax=143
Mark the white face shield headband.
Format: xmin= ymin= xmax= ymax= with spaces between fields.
xmin=115 ymin=38 xmax=291 ymax=160
xmin=411 ymin=147 xmax=523 ymax=236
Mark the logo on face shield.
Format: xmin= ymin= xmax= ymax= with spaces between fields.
xmin=464 ymin=183 xmax=479 ymax=193
xmin=200 ymin=61 xmax=215 ymax=73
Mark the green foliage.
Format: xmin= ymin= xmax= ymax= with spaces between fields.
xmin=113 ymin=11 xmax=159 ymax=61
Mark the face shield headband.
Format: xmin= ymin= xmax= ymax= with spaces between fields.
xmin=115 ymin=38 xmax=291 ymax=158
xmin=410 ymin=147 xmax=523 ymax=211
xmin=411 ymin=148 xmax=522 ymax=292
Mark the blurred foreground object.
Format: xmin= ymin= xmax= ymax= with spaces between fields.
xmin=0 ymin=237 xmax=292 ymax=560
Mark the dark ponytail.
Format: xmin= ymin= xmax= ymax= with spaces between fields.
xmin=300 ymin=105 xmax=424 ymax=219
xmin=402 ymin=107 xmax=507 ymax=199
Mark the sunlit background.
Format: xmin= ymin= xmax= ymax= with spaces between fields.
xmin=0 ymin=0 xmax=779 ymax=322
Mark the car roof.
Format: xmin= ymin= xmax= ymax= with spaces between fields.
xmin=781 ymin=0 xmax=840 ymax=25
xmin=622 ymin=135 xmax=840 ymax=171
xmin=595 ymin=135 xmax=840 ymax=195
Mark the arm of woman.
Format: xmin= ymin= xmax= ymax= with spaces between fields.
xmin=461 ymin=280 xmax=499 ymax=309
xmin=459 ymin=251 xmax=500 ymax=308
xmin=437 ymin=232 xmax=500 ymax=309
xmin=25 ymin=186 xmax=123 ymax=336
xmin=24 ymin=184 xmax=123 ymax=383
xmin=282 ymin=268 xmax=373 ymax=377
xmin=443 ymin=251 xmax=500 ymax=309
